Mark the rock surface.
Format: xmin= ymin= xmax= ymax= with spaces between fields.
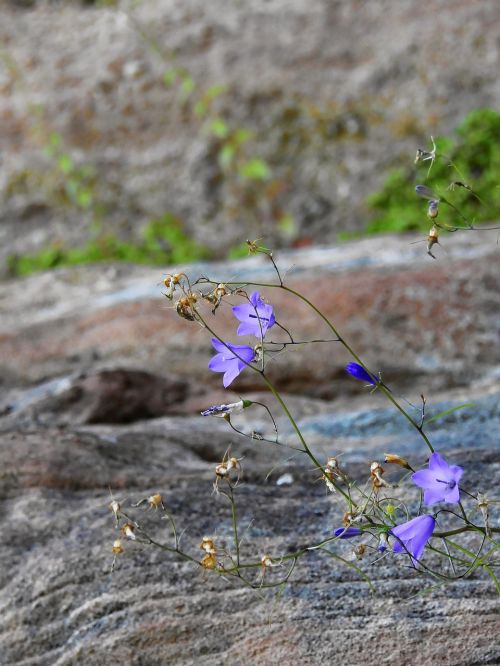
xmin=0 ymin=237 xmax=499 ymax=665
xmin=1 ymin=0 xmax=500 ymax=267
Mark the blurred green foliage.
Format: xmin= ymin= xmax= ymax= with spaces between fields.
xmin=7 ymin=214 xmax=208 ymax=277
xmin=365 ymin=108 xmax=500 ymax=234
xmin=43 ymin=131 xmax=96 ymax=211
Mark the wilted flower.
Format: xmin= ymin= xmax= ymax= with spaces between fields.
xmin=370 ymin=461 xmax=389 ymax=489
xmin=208 ymin=339 xmax=255 ymax=387
xmin=112 ymin=539 xmax=124 ymax=555
xmin=121 ymin=523 xmax=136 ymax=541
xmin=353 ymin=544 xmax=367 ymax=560
xmin=411 ymin=452 xmax=463 ymax=505
xmin=232 ymin=292 xmax=276 ymax=339
xmin=334 ymin=527 xmax=362 ymax=539
xmin=147 ymin=493 xmax=164 ymax=510
xmin=384 ymin=453 xmax=412 ymax=470
xmin=390 ymin=514 xmax=435 ymax=565
xmin=427 ymin=199 xmax=439 ymax=219
xmin=200 ymin=399 xmax=251 ymax=417
xmin=201 ymin=553 xmax=217 ymax=569
xmin=345 ymin=362 xmax=377 ymax=386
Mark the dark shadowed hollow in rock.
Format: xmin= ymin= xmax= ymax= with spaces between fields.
xmin=0 ymin=1 xmax=499 ymax=665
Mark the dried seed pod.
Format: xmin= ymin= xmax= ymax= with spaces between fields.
xmin=121 ymin=523 xmax=136 ymax=540
xmin=112 ymin=539 xmax=124 ymax=555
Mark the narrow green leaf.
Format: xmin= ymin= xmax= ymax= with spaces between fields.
xmin=426 ymin=403 xmax=477 ymax=425
xmin=484 ymin=565 xmax=500 ymax=596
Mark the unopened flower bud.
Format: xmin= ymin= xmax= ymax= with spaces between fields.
xmin=201 ymin=400 xmax=249 ymax=417
xmin=427 ymin=199 xmax=439 ymax=218
xmin=378 ymin=533 xmax=389 ymax=553
xmin=334 ymin=527 xmax=362 ymax=539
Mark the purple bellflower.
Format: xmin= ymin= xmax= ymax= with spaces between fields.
xmin=345 ymin=362 xmax=377 ymax=386
xmin=390 ymin=514 xmax=435 ymax=565
xmin=334 ymin=527 xmax=362 ymax=539
xmin=411 ymin=452 xmax=463 ymax=505
xmin=232 ymin=292 xmax=276 ymax=339
xmin=208 ymin=338 xmax=255 ymax=388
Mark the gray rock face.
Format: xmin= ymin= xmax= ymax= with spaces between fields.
xmin=0 ymin=237 xmax=499 ymax=664
xmin=1 ymin=0 xmax=500 ymax=268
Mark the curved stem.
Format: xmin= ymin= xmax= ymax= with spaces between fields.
xmin=207 ymin=277 xmax=435 ymax=453
xmin=260 ymin=371 xmax=351 ymax=503
xmin=281 ymin=284 xmax=435 ymax=453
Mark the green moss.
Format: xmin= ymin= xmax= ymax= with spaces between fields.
xmin=7 ymin=214 xmax=210 ymax=278
xmin=365 ymin=109 xmax=500 ymax=235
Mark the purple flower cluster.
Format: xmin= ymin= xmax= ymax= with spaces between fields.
xmin=333 ymin=452 xmax=463 ymax=565
xmin=208 ymin=292 xmax=275 ymax=387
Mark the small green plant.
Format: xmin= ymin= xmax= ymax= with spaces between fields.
xmin=7 ymin=214 xmax=209 ymax=277
xmin=365 ymin=109 xmax=500 ymax=234
xmin=42 ymin=131 xmax=97 ymax=211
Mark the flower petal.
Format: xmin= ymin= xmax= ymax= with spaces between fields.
xmin=236 ymin=321 xmax=260 ymax=337
xmin=345 ymin=362 xmax=377 ymax=385
xmin=411 ymin=469 xmax=438 ymax=489
xmin=449 ymin=465 xmax=464 ymax=483
xmin=235 ymin=345 xmax=256 ymax=363
xmin=208 ymin=353 xmax=228 ymax=372
xmin=443 ymin=483 xmax=460 ymax=504
xmin=222 ymin=363 xmax=240 ymax=388
xmin=428 ymin=452 xmax=450 ymax=475
xmin=211 ymin=338 xmax=227 ymax=353
xmin=423 ymin=487 xmax=447 ymax=506
xmin=249 ymin=291 xmax=262 ymax=307
xmin=232 ymin=303 xmax=253 ymax=322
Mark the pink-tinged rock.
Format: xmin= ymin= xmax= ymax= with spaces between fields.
xmin=0 ymin=234 xmax=498 ymax=397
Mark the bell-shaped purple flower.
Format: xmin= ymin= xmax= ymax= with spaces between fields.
xmin=232 ymin=292 xmax=276 ymax=339
xmin=208 ymin=339 xmax=255 ymax=388
xmin=390 ymin=514 xmax=435 ymax=565
xmin=334 ymin=527 xmax=362 ymax=539
xmin=345 ymin=362 xmax=377 ymax=386
xmin=411 ymin=452 xmax=463 ymax=505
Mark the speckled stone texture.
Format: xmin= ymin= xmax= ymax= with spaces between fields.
xmin=0 ymin=236 xmax=499 ymax=665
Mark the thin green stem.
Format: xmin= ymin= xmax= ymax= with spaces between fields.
xmin=208 ymin=277 xmax=435 ymax=453
xmin=260 ymin=372 xmax=351 ymax=503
